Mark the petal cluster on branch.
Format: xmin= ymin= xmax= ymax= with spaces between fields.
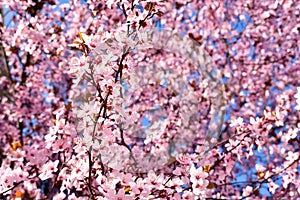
xmin=0 ymin=0 xmax=300 ymax=199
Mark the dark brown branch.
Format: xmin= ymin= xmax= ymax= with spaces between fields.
xmin=20 ymin=52 xmax=31 ymax=86
xmin=87 ymin=149 xmax=95 ymax=199
xmin=115 ymin=51 xmax=129 ymax=82
xmin=240 ymin=157 xmax=300 ymax=200
xmin=0 ymin=37 xmax=12 ymax=83
xmin=0 ymin=181 xmax=23 ymax=196
xmin=117 ymin=124 xmax=137 ymax=166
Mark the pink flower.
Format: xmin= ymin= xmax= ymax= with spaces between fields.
xmin=145 ymin=170 xmax=164 ymax=188
xmin=230 ymin=117 xmax=244 ymax=127
xmin=282 ymin=128 xmax=298 ymax=143
xmin=225 ymin=139 xmax=239 ymax=151
xmin=129 ymin=178 xmax=150 ymax=197
xmin=52 ymin=138 xmax=70 ymax=153
xmin=189 ymin=166 xmax=209 ymax=196
xmin=173 ymin=166 xmax=187 ymax=176
xmin=106 ymin=0 xmax=118 ymax=9
xmin=176 ymin=153 xmax=193 ymax=165
xmin=53 ymin=192 xmax=66 ymax=200
xmin=268 ymin=181 xmax=279 ymax=194
xmin=1 ymin=168 xmax=18 ymax=189
xmin=182 ymin=190 xmax=195 ymax=199
xmin=38 ymin=160 xmax=59 ymax=181
xmin=242 ymin=186 xmax=253 ymax=197
xmin=284 ymin=151 xmax=299 ymax=168
xmin=192 ymin=181 xmax=208 ymax=196
xmin=255 ymin=164 xmax=266 ymax=172
xmin=106 ymin=188 xmax=134 ymax=200
xmin=26 ymin=147 xmax=49 ymax=166
xmin=165 ymin=177 xmax=184 ymax=193
xmin=282 ymin=172 xmax=296 ymax=189
xmin=294 ymin=87 xmax=300 ymax=110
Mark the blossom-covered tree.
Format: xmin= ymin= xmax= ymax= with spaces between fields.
xmin=0 ymin=0 xmax=300 ymax=199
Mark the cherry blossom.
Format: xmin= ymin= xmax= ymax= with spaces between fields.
xmin=1 ymin=0 xmax=300 ymax=199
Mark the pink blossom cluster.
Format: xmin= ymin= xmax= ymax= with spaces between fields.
xmin=0 ymin=0 xmax=300 ymax=199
